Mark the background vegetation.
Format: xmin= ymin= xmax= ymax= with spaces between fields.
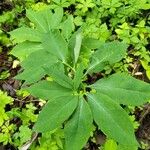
xmin=0 ymin=0 xmax=150 ymax=149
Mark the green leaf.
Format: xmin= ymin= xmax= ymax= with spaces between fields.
xmin=86 ymin=41 xmax=127 ymax=74
xmin=42 ymin=30 xmax=68 ymax=61
xmin=44 ymin=7 xmax=63 ymax=30
xmin=26 ymin=80 xmax=73 ymax=100
xmin=10 ymin=41 xmax=43 ymax=61
xmin=34 ymin=95 xmax=78 ymax=132
xmin=61 ymin=15 xmax=74 ymax=40
xmin=103 ymin=139 xmax=117 ymax=150
xmin=88 ymin=93 xmax=138 ymax=146
xmin=43 ymin=9 xmax=53 ymax=31
xmin=50 ymin=7 xmax=63 ymax=29
xmin=16 ymin=50 xmax=57 ymax=84
xmin=140 ymin=4 xmax=150 ymax=10
xmin=26 ymin=9 xmax=48 ymax=33
xmin=17 ymin=126 xmax=32 ymax=145
xmin=73 ymin=64 xmax=84 ymax=90
xmin=65 ymin=97 xmax=93 ymax=150
xmin=68 ymin=29 xmax=82 ymax=62
xmin=0 ymin=90 xmax=13 ymax=108
xmin=16 ymin=68 xmax=45 ymax=84
xmin=91 ymin=73 xmax=150 ymax=106
xmin=44 ymin=62 xmax=73 ymax=89
xmin=9 ymin=27 xmax=43 ymax=43
xmin=26 ymin=8 xmax=63 ymax=32
xmin=117 ymin=144 xmax=138 ymax=150
xmin=74 ymin=33 xmax=82 ymax=64
xmin=82 ymin=38 xmax=104 ymax=49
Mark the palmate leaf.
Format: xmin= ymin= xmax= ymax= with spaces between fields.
xmin=91 ymin=73 xmax=150 ymax=106
xmin=16 ymin=50 xmax=57 ymax=84
xmin=86 ymin=41 xmax=127 ymax=74
xmin=26 ymin=80 xmax=73 ymax=100
xmin=10 ymin=7 xmax=150 ymax=149
xmin=34 ymin=95 xmax=78 ymax=132
xmin=10 ymin=8 xmax=64 ymax=44
xmin=65 ymin=97 xmax=93 ymax=150
xmin=88 ymin=93 xmax=138 ymax=146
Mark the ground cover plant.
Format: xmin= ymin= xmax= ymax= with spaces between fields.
xmin=9 ymin=6 xmax=150 ymax=150
xmin=1 ymin=0 xmax=150 ymax=150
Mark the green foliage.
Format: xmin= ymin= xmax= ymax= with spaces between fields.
xmin=31 ymin=129 xmax=64 ymax=150
xmin=0 ymin=90 xmax=13 ymax=126
xmin=85 ymin=41 xmax=127 ymax=74
xmin=0 ymin=90 xmax=38 ymax=147
xmin=141 ymin=59 xmax=150 ymax=80
xmin=103 ymin=139 xmax=117 ymax=150
xmin=0 ymin=122 xmax=16 ymax=145
xmin=102 ymin=139 xmax=138 ymax=150
xmin=0 ymin=70 xmax=10 ymax=80
xmin=88 ymin=93 xmax=137 ymax=146
xmin=64 ymin=97 xmax=92 ymax=150
xmin=0 ymin=0 xmax=149 ymax=149
xmin=9 ymin=8 xmax=150 ymax=150
xmin=76 ymin=0 xmax=95 ymax=13
xmin=13 ymin=125 xmax=32 ymax=148
xmin=91 ymin=73 xmax=150 ymax=106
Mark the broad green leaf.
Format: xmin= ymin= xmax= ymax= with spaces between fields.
xmin=68 ymin=30 xmax=81 ymax=62
xmin=26 ymin=9 xmax=48 ymax=33
xmin=16 ymin=68 xmax=45 ymax=84
xmin=88 ymin=93 xmax=138 ymax=146
xmin=103 ymin=139 xmax=117 ymax=150
xmin=82 ymin=38 xmax=104 ymax=49
xmin=86 ymin=41 xmax=127 ymax=74
xmin=9 ymin=27 xmax=42 ymax=43
xmin=68 ymin=28 xmax=82 ymax=52
xmin=43 ymin=7 xmax=63 ymax=30
xmin=117 ymin=145 xmax=138 ymax=150
xmin=42 ymin=30 xmax=68 ymax=61
xmin=73 ymin=64 xmax=84 ymax=90
xmin=44 ymin=63 xmax=73 ymax=89
xmin=26 ymin=8 xmax=63 ymax=32
xmin=68 ymin=30 xmax=91 ymax=67
xmin=26 ymin=80 xmax=73 ymax=100
xmin=44 ymin=9 xmax=53 ymax=31
xmin=50 ymin=7 xmax=63 ymax=29
xmin=61 ymin=15 xmax=74 ymax=40
xmin=10 ymin=41 xmax=43 ymax=61
xmin=74 ymin=33 xmax=82 ymax=64
xmin=34 ymin=95 xmax=78 ymax=132
xmin=16 ymin=50 xmax=57 ymax=84
xmin=65 ymin=97 xmax=93 ymax=150
xmin=91 ymin=73 xmax=150 ymax=106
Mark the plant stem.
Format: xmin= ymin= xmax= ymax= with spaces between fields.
xmin=63 ymin=61 xmax=75 ymax=73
